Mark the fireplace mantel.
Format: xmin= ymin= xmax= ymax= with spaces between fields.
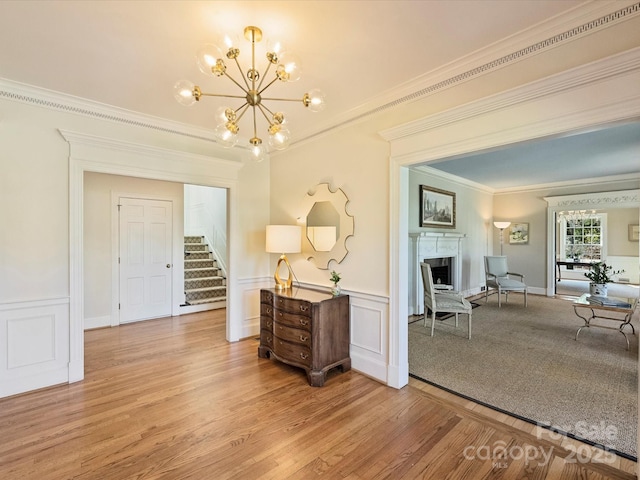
xmin=409 ymin=232 xmax=466 ymax=315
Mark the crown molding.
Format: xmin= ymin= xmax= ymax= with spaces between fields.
xmin=0 ymin=77 xmax=219 ymax=144
xmin=413 ymin=165 xmax=495 ymax=195
xmin=380 ymin=46 xmax=640 ymax=143
xmin=306 ymin=0 xmax=640 ymax=145
xmin=58 ymin=129 xmax=243 ymax=171
xmin=494 ymin=172 xmax=640 ymax=195
xmin=415 ymin=163 xmax=640 ymax=196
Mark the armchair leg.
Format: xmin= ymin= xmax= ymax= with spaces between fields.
xmin=430 ymin=312 xmax=436 ymax=337
xmin=498 ymin=288 xmax=502 ymax=308
xmin=524 ymin=289 xmax=528 ymax=307
xmin=455 ymin=313 xmax=459 ymax=327
xmin=468 ymin=313 xmax=472 ymax=340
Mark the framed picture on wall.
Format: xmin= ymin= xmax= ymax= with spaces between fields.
xmin=419 ymin=185 xmax=456 ymax=228
xmin=509 ymin=223 xmax=529 ymax=244
xmin=630 ymin=224 xmax=639 ymax=242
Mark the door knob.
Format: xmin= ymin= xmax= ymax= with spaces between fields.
xmin=166 ymin=264 xmax=171 ymax=268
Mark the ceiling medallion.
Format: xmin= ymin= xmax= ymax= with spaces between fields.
xmin=174 ymin=26 xmax=326 ymax=162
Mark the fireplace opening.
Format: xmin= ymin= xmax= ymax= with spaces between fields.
xmin=424 ymin=257 xmax=453 ymax=286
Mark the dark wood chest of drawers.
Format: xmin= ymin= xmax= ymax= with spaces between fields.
xmin=258 ymin=287 xmax=351 ymax=387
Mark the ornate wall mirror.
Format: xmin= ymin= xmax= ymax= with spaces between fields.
xmin=301 ymin=183 xmax=354 ymax=269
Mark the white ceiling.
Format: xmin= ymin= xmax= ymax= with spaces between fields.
xmin=0 ymin=0 xmax=638 ymax=189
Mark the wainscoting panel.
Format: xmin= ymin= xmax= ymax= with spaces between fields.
xmin=0 ymin=298 xmax=70 ymax=398
xmin=348 ymin=292 xmax=389 ymax=384
xmin=239 ymin=280 xmax=391 ymax=385
xmin=239 ymin=278 xmax=272 ymax=340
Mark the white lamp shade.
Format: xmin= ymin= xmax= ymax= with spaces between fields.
xmin=266 ymin=225 xmax=302 ymax=253
xmin=493 ymin=221 xmax=511 ymax=229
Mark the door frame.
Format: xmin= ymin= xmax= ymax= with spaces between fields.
xmin=63 ymin=130 xmax=243 ymax=383
xmin=383 ymin=47 xmax=640 ymax=389
xmin=112 ymin=192 xmax=179 ymax=326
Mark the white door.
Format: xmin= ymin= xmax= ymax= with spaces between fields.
xmin=119 ymin=197 xmax=173 ymax=323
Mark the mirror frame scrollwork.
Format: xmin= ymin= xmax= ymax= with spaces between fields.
xmin=301 ymin=183 xmax=354 ymax=269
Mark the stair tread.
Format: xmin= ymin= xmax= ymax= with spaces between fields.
xmin=184 ymin=236 xmax=225 ymax=308
xmin=187 ymin=298 xmax=226 ymax=305
xmin=185 ymin=286 xmax=226 ymax=293
xmin=185 ymin=276 xmax=224 ymax=281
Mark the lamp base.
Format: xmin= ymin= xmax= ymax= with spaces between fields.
xmin=274 ymin=254 xmax=294 ymax=289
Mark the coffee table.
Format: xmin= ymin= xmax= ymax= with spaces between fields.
xmin=573 ymin=293 xmax=638 ymax=350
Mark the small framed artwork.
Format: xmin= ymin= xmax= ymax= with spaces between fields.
xmin=509 ymin=223 xmax=529 ymax=244
xmin=629 ymin=224 xmax=639 ymax=242
xmin=420 ymin=185 xmax=456 ymax=228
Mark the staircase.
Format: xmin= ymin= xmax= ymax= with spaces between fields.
xmin=182 ymin=235 xmax=226 ymax=311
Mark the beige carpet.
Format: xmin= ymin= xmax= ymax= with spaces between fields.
xmin=409 ymin=293 xmax=639 ymax=459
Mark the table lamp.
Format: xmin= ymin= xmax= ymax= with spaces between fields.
xmin=266 ymin=225 xmax=302 ymax=289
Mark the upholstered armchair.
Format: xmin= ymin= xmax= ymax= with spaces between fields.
xmin=420 ymin=262 xmax=472 ymax=339
xmin=484 ymin=256 xmax=528 ymax=307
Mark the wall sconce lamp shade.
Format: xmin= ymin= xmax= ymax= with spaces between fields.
xmin=493 ymin=221 xmax=511 ymax=255
xmin=266 ymin=225 xmax=301 ymax=289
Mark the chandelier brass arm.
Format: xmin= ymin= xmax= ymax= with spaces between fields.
xmin=174 ymin=25 xmax=326 ymax=162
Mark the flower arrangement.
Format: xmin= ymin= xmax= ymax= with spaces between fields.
xmin=584 ymin=262 xmax=624 ymax=284
xmin=330 ymin=270 xmax=342 ymax=296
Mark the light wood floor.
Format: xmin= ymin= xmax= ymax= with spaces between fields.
xmin=0 ymin=309 xmax=636 ymax=479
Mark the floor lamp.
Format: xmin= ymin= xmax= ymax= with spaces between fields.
xmin=493 ymin=221 xmax=511 ymax=255
xmin=265 ymin=225 xmax=302 ymax=289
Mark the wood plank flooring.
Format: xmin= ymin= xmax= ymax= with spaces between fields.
xmin=0 ymin=309 xmax=636 ymax=479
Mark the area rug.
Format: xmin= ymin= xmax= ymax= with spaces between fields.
xmin=409 ymin=294 xmax=639 ymax=459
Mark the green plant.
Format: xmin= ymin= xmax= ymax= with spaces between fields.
xmin=584 ymin=262 xmax=624 ymax=284
xmin=330 ymin=270 xmax=341 ymax=285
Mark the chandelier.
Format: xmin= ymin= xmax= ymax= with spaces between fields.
xmin=174 ymin=26 xmax=326 ymax=162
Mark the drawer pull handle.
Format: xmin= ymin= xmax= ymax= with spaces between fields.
xmin=278 ymin=312 xmax=283 ymax=318
xmin=300 ymin=353 xmax=308 ymax=360
xmin=299 ymin=335 xmax=308 ymax=342
xmin=267 ymin=336 xmax=272 ymax=342
xmin=299 ymin=319 xmax=309 ymax=326
xmin=266 ymin=308 xmax=272 ymax=314
xmin=300 ymin=305 xmax=309 ymax=312
xmin=266 ymin=321 xmax=272 ymax=327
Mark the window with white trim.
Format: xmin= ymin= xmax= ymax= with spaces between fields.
xmin=559 ymin=213 xmax=607 ymax=261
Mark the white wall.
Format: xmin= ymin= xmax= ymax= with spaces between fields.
xmin=409 ymin=168 xmax=493 ymax=294
xmin=494 ymin=185 xmax=640 ymax=288
xmin=184 ymin=184 xmax=228 ymax=273
xmin=84 ymin=172 xmax=185 ymax=329
xmin=0 ymin=82 xmax=271 ymax=397
xmin=270 ymin=125 xmax=392 ymax=382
